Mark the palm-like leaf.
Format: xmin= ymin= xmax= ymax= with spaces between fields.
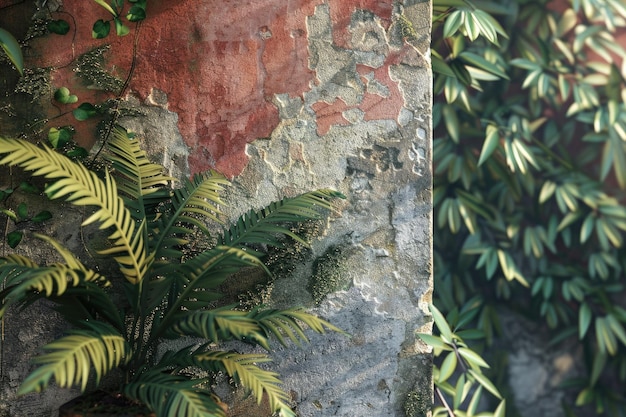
xmin=247 ymin=307 xmax=345 ymax=348
xmin=150 ymin=246 xmax=266 ymax=340
xmin=151 ymin=172 xmax=229 ymax=260
xmin=124 ymin=370 xmax=225 ymax=417
xmin=0 ymin=137 xmax=150 ymax=284
xmin=18 ymin=322 xmax=129 ymax=394
xmin=104 ymin=127 xmax=173 ymax=220
xmin=219 ymin=189 xmax=345 ymax=248
xmin=0 ymin=262 xmax=108 ymax=318
xmin=171 ymin=306 xmax=267 ymax=345
xmin=194 ymin=351 xmax=296 ymax=417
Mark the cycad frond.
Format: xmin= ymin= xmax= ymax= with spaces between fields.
xmin=0 ymin=137 xmax=150 ymax=284
xmin=172 ymin=306 xmax=267 ymax=345
xmin=247 ymin=307 xmax=344 ymax=348
xmin=17 ymin=322 xmax=129 ymax=394
xmin=124 ymin=370 xmax=225 ymax=417
xmin=152 ymin=172 xmax=229 ymax=258
xmin=194 ymin=351 xmax=296 ymax=417
xmin=105 ymin=127 xmax=174 ymax=220
xmin=0 ymin=261 xmax=107 ymax=317
xmin=151 ymin=246 xmax=266 ymax=339
xmin=219 ymin=189 xmax=345 ymax=248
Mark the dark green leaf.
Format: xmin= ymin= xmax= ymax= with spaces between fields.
xmin=17 ymin=202 xmax=28 ymax=220
xmin=48 ymin=127 xmax=73 ymax=148
xmin=53 ymin=87 xmax=78 ymax=104
xmin=47 ymin=19 xmax=70 ymax=35
xmin=73 ymin=103 xmax=98 ymax=121
xmin=19 ymin=182 xmax=39 ymax=193
xmin=7 ymin=231 xmax=22 ymax=248
xmin=32 ymin=211 xmax=52 ymax=223
xmin=126 ymin=5 xmax=147 ymax=22
xmin=92 ymin=20 xmax=111 ymax=39
xmin=114 ymin=18 xmax=130 ymax=36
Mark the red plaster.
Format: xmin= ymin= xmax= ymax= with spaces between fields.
xmin=25 ymin=0 xmax=398 ymax=177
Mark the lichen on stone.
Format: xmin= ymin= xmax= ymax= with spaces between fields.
xmin=307 ymin=244 xmax=352 ymax=305
xmin=404 ymin=389 xmax=430 ymax=417
xmin=74 ymin=45 xmax=124 ymax=92
xmin=14 ymin=68 xmax=51 ymax=102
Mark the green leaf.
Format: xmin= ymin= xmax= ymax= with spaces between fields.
xmin=16 ymin=202 xmax=27 ymax=220
xmin=114 ymin=18 xmax=130 ymax=36
xmin=438 ymin=352 xmax=457 ymax=383
xmin=19 ymin=182 xmax=39 ymax=193
xmin=126 ymin=5 xmax=147 ymax=22
xmin=73 ymin=103 xmax=98 ymax=121
xmin=0 ymin=27 xmax=23 ymax=75
xmin=47 ymin=19 xmax=70 ymax=35
xmin=91 ymin=0 xmax=118 ymax=16
xmin=579 ymin=303 xmax=592 ymax=339
xmin=32 ymin=211 xmax=52 ymax=223
xmin=442 ymin=105 xmax=460 ymax=143
xmin=443 ymin=10 xmax=464 ymax=38
xmin=53 ymin=87 xmax=78 ymax=104
xmin=7 ymin=231 xmax=22 ymax=248
xmin=458 ymin=347 xmax=490 ymax=369
xmin=478 ymin=125 xmax=500 ymax=166
xmin=459 ymin=51 xmax=509 ymax=80
xmin=468 ymin=369 xmax=502 ymax=399
xmin=48 ymin=127 xmax=74 ymax=148
xmin=430 ymin=304 xmax=454 ymax=343
xmin=92 ymin=19 xmax=111 ymax=39
xmin=418 ymin=333 xmax=451 ymax=350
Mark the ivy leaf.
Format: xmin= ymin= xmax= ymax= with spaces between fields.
xmin=32 ymin=211 xmax=52 ymax=223
xmin=19 ymin=182 xmax=39 ymax=193
xmin=126 ymin=5 xmax=147 ymax=22
xmin=73 ymin=103 xmax=98 ymax=121
xmin=114 ymin=18 xmax=130 ymax=36
xmin=53 ymin=87 xmax=78 ymax=104
xmin=47 ymin=19 xmax=70 ymax=35
xmin=48 ymin=127 xmax=74 ymax=149
xmin=17 ymin=202 xmax=28 ymax=220
xmin=92 ymin=19 xmax=111 ymax=39
xmin=7 ymin=231 xmax=23 ymax=248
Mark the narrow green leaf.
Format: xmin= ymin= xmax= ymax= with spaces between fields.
xmin=438 ymin=352 xmax=457 ymax=383
xmin=468 ymin=369 xmax=502 ymax=399
xmin=478 ymin=125 xmax=500 ymax=166
xmin=579 ymin=303 xmax=592 ymax=339
xmin=458 ymin=347 xmax=490 ymax=369
xmin=430 ymin=304 xmax=454 ymax=343
xmin=0 ymin=27 xmax=23 ymax=75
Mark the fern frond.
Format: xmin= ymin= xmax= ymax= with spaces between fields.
xmin=219 ymin=189 xmax=345 ymax=248
xmin=172 ymin=306 xmax=267 ymax=346
xmin=194 ymin=351 xmax=296 ymax=417
xmin=0 ymin=137 xmax=150 ymax=284
xmin=17 ymin=322 xmax=129 ymax=394
xmin=248 ymin=307 xmax=346 ymax=347
xmin=105 ymin=127 xmax=174 ymax=220
xmin=124 ymin=370 xmax=225 ymax=417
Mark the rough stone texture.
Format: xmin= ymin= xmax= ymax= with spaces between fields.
xmin=0 ymin=0 xmax=432 ymax=416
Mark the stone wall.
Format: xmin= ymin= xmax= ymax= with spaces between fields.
xmin=0 ymin=1 xmax=432 ymax=416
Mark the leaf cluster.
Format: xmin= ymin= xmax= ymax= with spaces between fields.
xmin=433 ymin=0 xmax=626 ymax=414
xmin=0 ymin=126 xmax=345 ymax=417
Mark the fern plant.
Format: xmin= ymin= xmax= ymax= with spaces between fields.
xmin=0 ymin=126 xmax=345 ymax=417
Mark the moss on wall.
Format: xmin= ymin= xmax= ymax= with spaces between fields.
xmin=307 ymin=244 xmax=353 ymax=305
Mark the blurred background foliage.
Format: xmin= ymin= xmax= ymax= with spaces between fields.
xmin=431 ymin=0 xmax=626 ymax=415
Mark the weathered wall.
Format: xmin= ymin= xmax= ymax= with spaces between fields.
xmin=0 ymin=1 xmax=432 ymax=416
